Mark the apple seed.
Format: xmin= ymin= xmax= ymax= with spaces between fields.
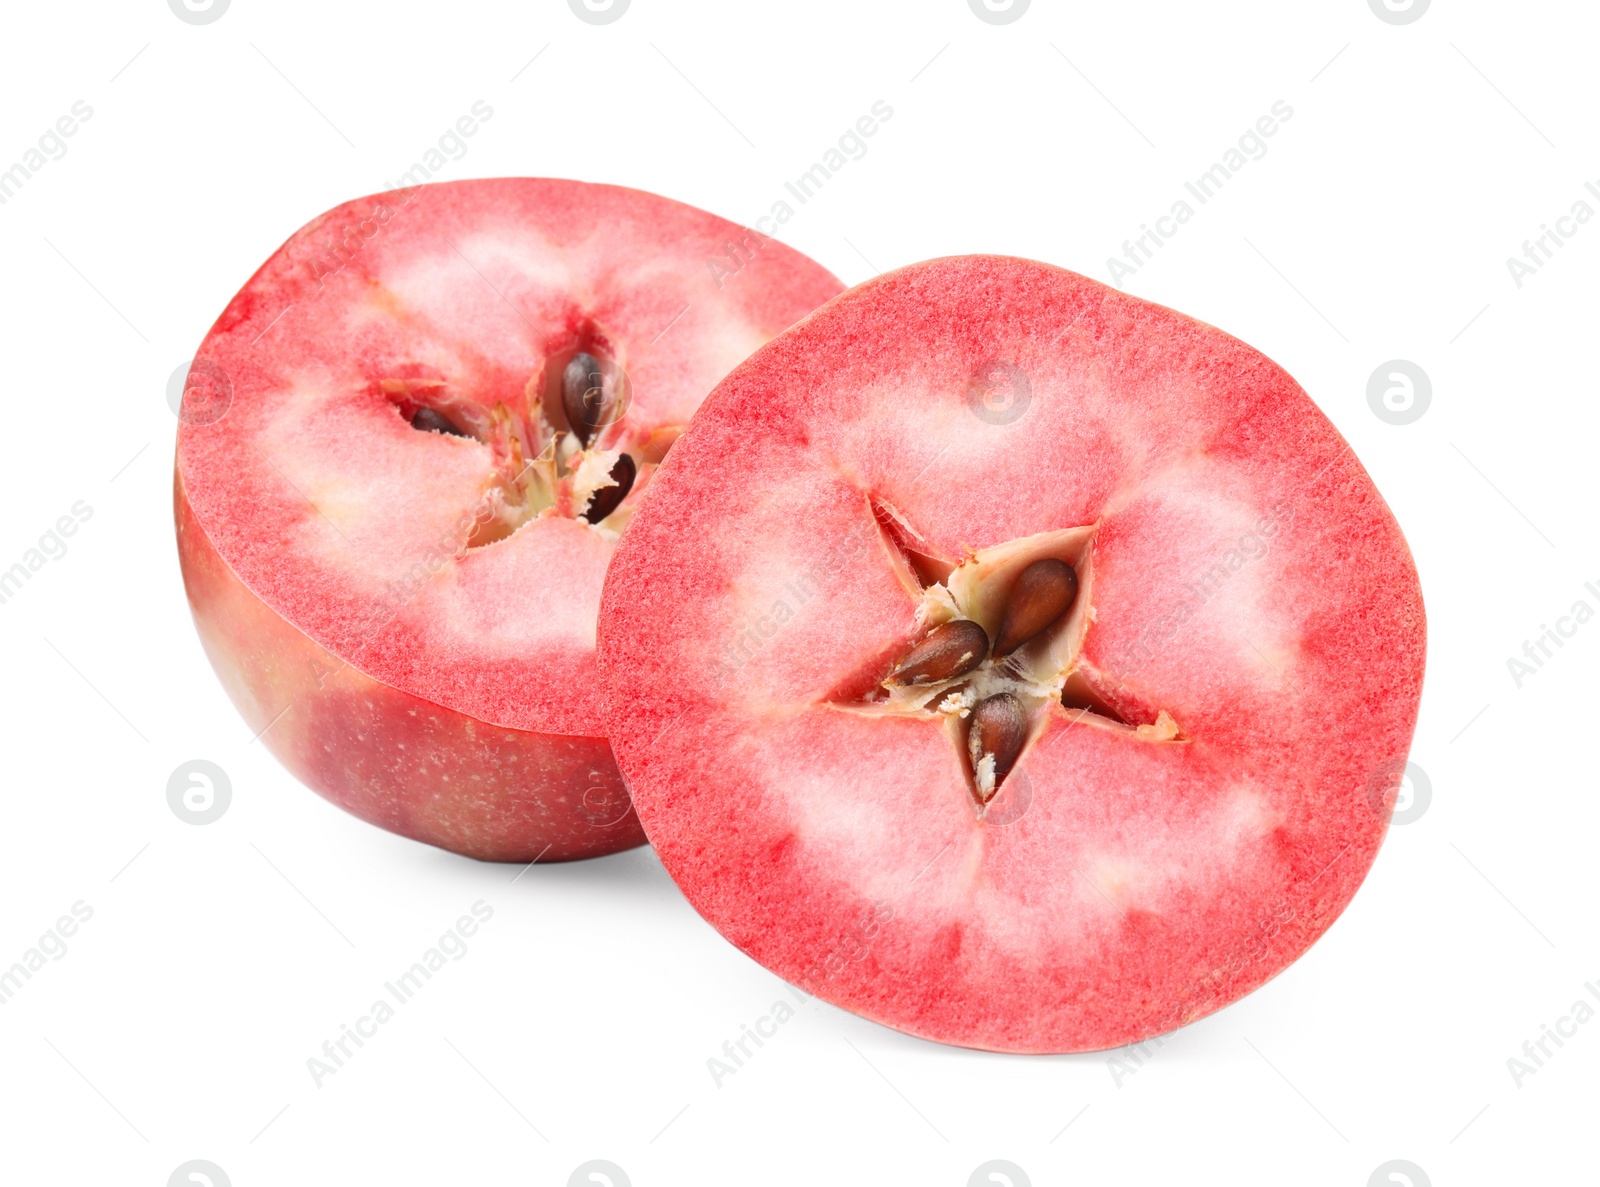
xmin=564 ymin=352 xmax=621 ymax=446
xmin=994 ymin=558 xmax=1078 ymax=656
xmin=410 ymin=407 xmax=470 ymax=437
xmin=582 ymin=453 xmax=636 ymax=523
xmin=886 ymin=619 xmax=990 ymax=685
xmin=968 ymin=692 xmax=1027 ymax=800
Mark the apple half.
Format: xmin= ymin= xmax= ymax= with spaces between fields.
xmin=175 ymin=178 xmax=843 ymax=861
xmin=597 ymin=256 xmax=1426 ymax=1051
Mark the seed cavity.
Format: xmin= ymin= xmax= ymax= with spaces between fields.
xmin=994 ymin=558 xmax=1078 ymax=656
xmin=641 ymin=425 xmax=684 ymax=465
xmin=872 ymin=496 xmax=957 ymax=589
xmin=921 ymin=681 xmax=972 ymax=713
xmin=410 ymin=407 xmax=470 ymax=438
xmin=845 ymin=521 xmax=1105 ymax=812
xmin=886 ymin=619 xmax=990 ymax=686
xmin=968 ymin=692 xmax=1027 ymax=802
xmin=562 ymin=351 xmax=623 ymax=447
xmin=581 ymin=453 xmax=636 ymax=523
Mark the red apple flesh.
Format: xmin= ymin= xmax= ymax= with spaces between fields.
xmin=175 ymin=178 xmax=843 ymax=861
xmin=597 ymin=256 xmax=1426 ymax=1051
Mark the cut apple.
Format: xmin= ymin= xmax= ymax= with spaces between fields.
xmin=174 ymin=178 xmax=843 ymax=861
xmin=597 ymin=255 xmax=1426 ymax=1051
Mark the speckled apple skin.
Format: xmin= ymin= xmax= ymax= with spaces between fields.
xmin=177 ymin=472 xmax=640 ymax=860
xmin=598 ymin=255 xmax=1426 ymax=1050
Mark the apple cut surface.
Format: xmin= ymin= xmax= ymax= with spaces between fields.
xmin=175 ymin=178 xmax=842 ymax=861
xmin=597 ymin=255 xmax=1425 ymax=1051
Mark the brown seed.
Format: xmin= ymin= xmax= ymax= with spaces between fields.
xmin=967 ymin=692 xmax=1027 ymax=799
xmin=410 ymin=407 xmax=470 ymax=438
xmin=581 ymin=453 xmax=636 ymax=523
xmin=563 ymin=352 xmax=621 ymax=447
xmin=994 ymin=558 xmax=1078 ymax=656
xmin=886 ymin=619 xmax=990 ymax=686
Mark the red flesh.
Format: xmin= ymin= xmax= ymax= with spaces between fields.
xmin=598 ymin=256 xmax=1425 ymax=1050
xmin=175 ymin=178 xmax=843 ymax=861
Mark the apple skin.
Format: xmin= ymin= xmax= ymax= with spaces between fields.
xmin=598 ymin=255 xmax=1427 ymax=1050
xmin=176 ymin=471 xmax=641 ymax=860
xmin=174 ymin=178 xmax=843 ymax=862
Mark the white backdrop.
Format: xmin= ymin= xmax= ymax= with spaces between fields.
xmin=1 ymin=1 xmax=1594 ymax=1184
